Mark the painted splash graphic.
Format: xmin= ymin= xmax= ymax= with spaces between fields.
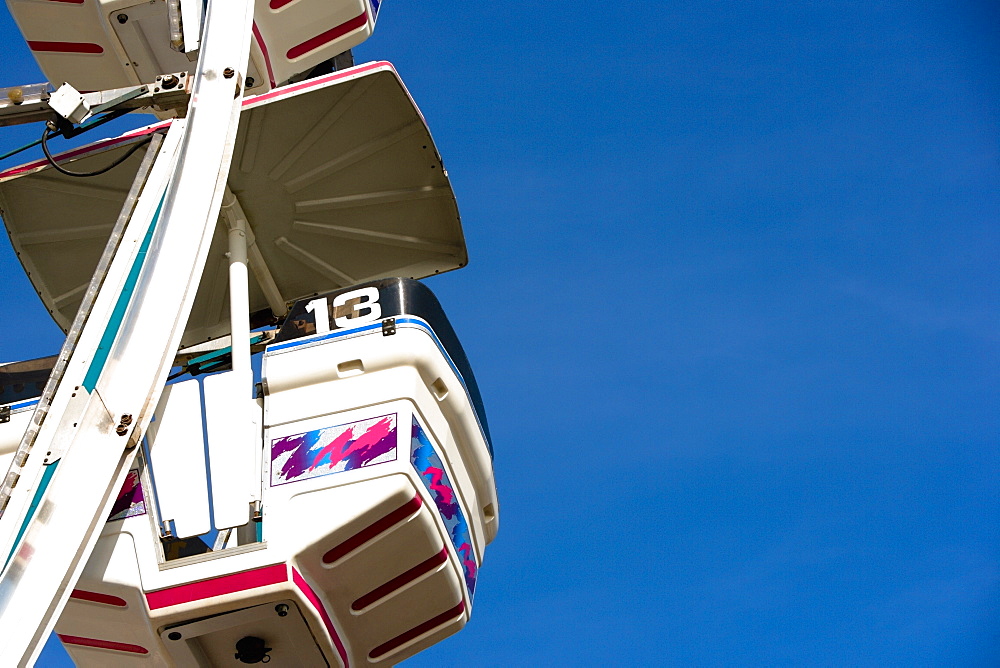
xmin=108 ymin=469 xmax=146 ymax=521
xmin=410 ymin=417 xmax=477 ymax=600
xmin=271 ymin=413 xmax=397 ymax=486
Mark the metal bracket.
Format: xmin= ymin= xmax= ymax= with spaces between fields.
xmin=159 ymin=519 xmax=176 ymax=540
xmin=0 ymin=73 xmax=193 ymax=129
xmin=382 ymin=318 xmax=396 ymax=337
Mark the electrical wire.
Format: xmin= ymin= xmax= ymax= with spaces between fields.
xmin=40 ymin=119 xmax=153 ymax=177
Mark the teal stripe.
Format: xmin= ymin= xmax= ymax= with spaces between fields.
xmin=82 ymin=194 xmax=165 ymax=391
xmin=3 ymin=461 xmax=59 ymax=572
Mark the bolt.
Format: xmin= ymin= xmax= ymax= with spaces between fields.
xmin=223 ymin=68 xmax=235 ymax=79
xmin=275 ymin=603 xmax=289 ymax=617
xmin=161 ymin=74 xmax=179 ymax=89
xmin=117 ymin=13 xmax=128 ymax=23
xmin=120 ymin=414 xmax=133 ymax=426
xmin=168 ymin=631 xmax=182 ymax=641
xmin=245 ymin=76 xmax=255 ymax=88
xmin=116 ymin=424 xmax=128 ymax=436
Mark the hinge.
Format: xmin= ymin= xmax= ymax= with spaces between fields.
xmin=0 ymin=406 xmax=9 ymax=424
xmin=381 ymin=318 xmax=396 ymax=337
xmin=159 ymin=519 xmax=176 ymax=540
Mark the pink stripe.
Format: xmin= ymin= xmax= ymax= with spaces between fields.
xmin=286 ymin=12 xmax=368 ymax=60
xmin=292 ymin=568 xmax=350 ymax=667
xmin=146 ymin=563 xmax=287 ymax=610
xmin=252 ymin=22 xmax=277 ymax=89
xmin=58 ymin=635 xmax=148 ymax=654
xmin=28 ymin=40 xmax=103 ymax=54
xmin=70 ymin=589 xmax=128 ymax=607
xmin=245 ymin=60 xmax=390 ymax=107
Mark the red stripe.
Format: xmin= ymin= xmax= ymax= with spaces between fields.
xmin=352 ymin=549 xmax=449 ymax=611
xmin=146 ymin=563 xmax=287 ymax=610
xmin=28 ymin=40 xmax=103 ymax=54
xmin=70 ymin=589 xmax=128 ymax=607
xmin=322 ymin=496 xmax=422 ymax=564
xmin=252 ymin=22 xmax=276 ymax=89
xmin=368 ymin=601 xmax=466 ymax=660
xmin=58 ymin=635 xmax=148 ymax=654
xmin=286 ymin=12 xmax=368 ymax=60
xmin=269 ymin=0 xmax=294 ymax=10
xmin=291 ymin=568 xmax=350 ymax=667
xmin=46 ymin=0 xmax=85 ymax=3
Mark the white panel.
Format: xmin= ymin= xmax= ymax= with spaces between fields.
xmin=147 ymin=379 xmax=210 ymax=539
xmin=203 ymin=371 xmax=259 ymax=530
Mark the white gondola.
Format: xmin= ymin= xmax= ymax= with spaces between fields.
xmin=5 ymin=0 xmax=380 ymax=95
xmin=0 ymin=59 xmax=498 ymax=666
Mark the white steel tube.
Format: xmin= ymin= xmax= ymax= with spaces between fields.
xmin=227 ymin=214 xmax=251 ymax=378
xmin=222 ymin=188 xmax=285 ymax=319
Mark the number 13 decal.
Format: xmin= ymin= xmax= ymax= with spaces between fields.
xmin=305 ymin=287 xmax=382 ymax=335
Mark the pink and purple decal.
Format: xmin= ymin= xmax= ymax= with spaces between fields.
xmin=107 ymin=469 xmax=145 ymax=521
xmin=410 ymin=417 xmax=477 ymax=600
xmin=271 ymin=413 xmax=397 ymax=486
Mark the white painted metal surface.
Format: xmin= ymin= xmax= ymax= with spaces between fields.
xmin=146 ymin=380 xmax=210 ymax=539
xmin=0 ymin=0 xmax=256 ymax=659
xmin=0 ymin=126 xmax=181 ymax=586
xmin=204 ymin=371 xmax=260 ymax=530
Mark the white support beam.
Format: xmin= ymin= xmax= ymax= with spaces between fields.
xmin=0 ymin=0 xmax=255 ymax=660
xmin=222 ymin=187 xmax=286 ymax=318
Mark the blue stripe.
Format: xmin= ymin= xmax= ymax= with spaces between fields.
xmin=269 ymin=317 xmax=463 ymax=382
xmin=267 ymin=317 xmax=491 ymax=450
xmin=268 ymin=321 xmax=382 ymax=351
xmin=2 ymin=461 xmax=59 ymax=571
xmin=8 ymin=399 xmax=39 ymax=412
xmin=82 ymin=194 xmax=165 ymax=391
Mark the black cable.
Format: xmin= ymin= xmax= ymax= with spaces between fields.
xmin=40 ymin=119 xmax=153 ymax=178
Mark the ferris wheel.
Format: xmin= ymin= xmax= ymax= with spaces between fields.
xmin=0 ymin=1 xmax=498 ymax=664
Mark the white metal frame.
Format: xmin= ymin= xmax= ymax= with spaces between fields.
xmin=0 ymin=0 xmax=255 ymax=660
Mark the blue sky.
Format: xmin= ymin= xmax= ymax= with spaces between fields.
xmin=2 ymin=1 xmax=997 ymax=665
